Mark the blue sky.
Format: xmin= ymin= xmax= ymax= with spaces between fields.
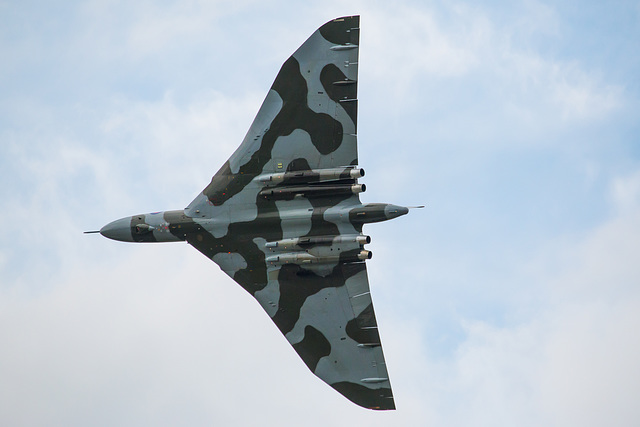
xmin=1 ymin=1 xmax=639 ymax=425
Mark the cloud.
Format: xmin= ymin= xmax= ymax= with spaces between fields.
xmin=75 ymin=0 xmax=260 ymax=61
xmin=611 ymin=169 xmax=640 ymax=214
xmin=431 ymin=296 xmax=640 ymax=427
xmin=418 ymin=169 xmax=640 ymax=426
xmin=355 ymin=0 xmax=623 ymax=139
xmin=99 ymin=89 xmax=264 ymax=202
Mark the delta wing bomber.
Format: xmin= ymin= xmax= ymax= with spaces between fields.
xmin=93 ymin=16 xmax=417 ymax=410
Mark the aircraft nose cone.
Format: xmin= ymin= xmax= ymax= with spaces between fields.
xmin=100 ymin=217 xmax=133 ymax=242
xmin=384 ymin=204 xmax=409 ymax=220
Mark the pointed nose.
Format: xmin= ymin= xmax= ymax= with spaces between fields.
xmin=384 ymin=204 xmax=409 ymax=220
xmin=100 ymin=217 xmax=133 ymax=242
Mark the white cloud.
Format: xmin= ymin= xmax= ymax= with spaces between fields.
xmin=611 ymin=169 xmax=640 ymax=214
xmin=355 ymin=1 xmax=623 ymax=132
xmin=418 ymin=170 xmax=640 ymax=426
xmin=366 ymin=6 xmax=482 ymax=78
xmin=75 ymin=0 xmax=260 ymax=61
xmin=430 ymin=296 xmax=640 ymax=427
xmin=538 ymin=300 xmax=640 ymax=427
xmin=99 ymin=90 xmax=264 ymax=202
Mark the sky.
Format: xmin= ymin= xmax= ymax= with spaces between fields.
xmin=1 ymin=0 xmax=639 ymax=425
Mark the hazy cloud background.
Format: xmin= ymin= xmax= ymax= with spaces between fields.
xmin=1 ymin=1 xmax=639 ymax=425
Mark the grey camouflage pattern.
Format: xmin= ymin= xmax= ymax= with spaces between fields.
xmin=98 ymin=16 xmax=411 ymax=410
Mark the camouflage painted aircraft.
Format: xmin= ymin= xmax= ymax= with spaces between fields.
xmin=94 ymin=15 xmax=416 ymax=410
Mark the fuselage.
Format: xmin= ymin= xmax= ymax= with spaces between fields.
xmin=100 ymin=203 xmax=408 ymax=243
